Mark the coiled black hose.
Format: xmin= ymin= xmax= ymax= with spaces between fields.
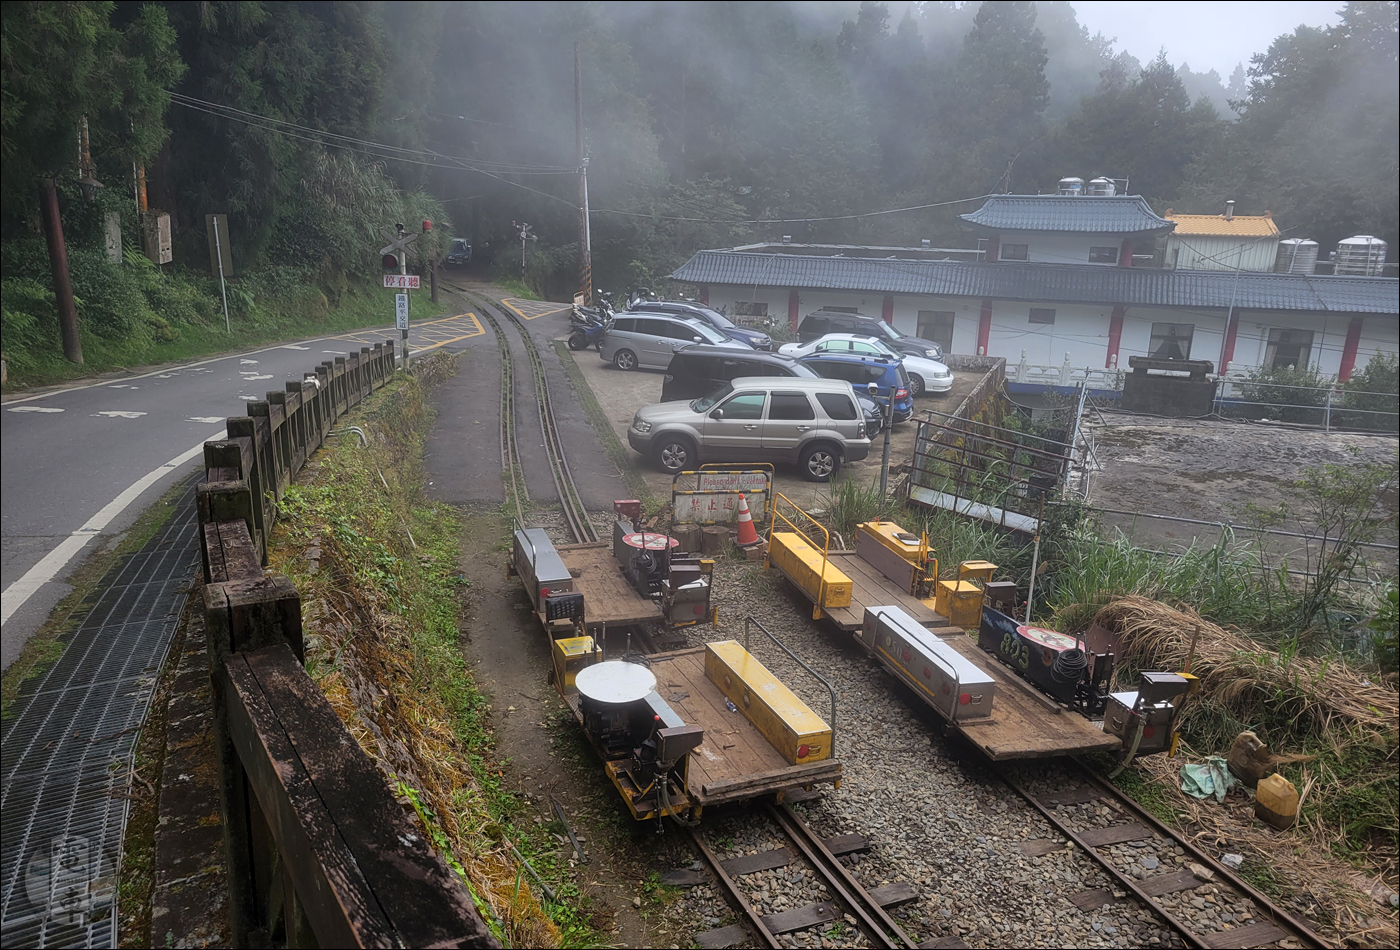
xmin=1051 ymin=647 xmax=1088 ymax=685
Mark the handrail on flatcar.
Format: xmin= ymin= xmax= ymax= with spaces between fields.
xmin=743 ymin=614 xmax=837 ymax=757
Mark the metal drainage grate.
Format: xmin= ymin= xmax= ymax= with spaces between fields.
xmin=1 ymin=477 xmax=201 ymax=949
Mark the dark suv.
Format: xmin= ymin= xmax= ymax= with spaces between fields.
xmin=798 ymin=309 xmax=943 ymax=360
xmin=661 ymin=346 xmax=888 ymax=435
xmin=630 ymin=300 xmax=772 ymax=350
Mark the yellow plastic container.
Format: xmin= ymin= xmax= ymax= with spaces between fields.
xmin=704 ymin=640 xmax=832 ymax=765
xmin=858 ymin=521 xmax=924 ymax=565
xmin=551 ymin=636 xmax=596 ymax=693
xmin=769 ymin=532 xmax=852 ymax=609
xmin=1255 ymin=773 xmax=1298 ymax=830
xmin=957 ymin=560 xmax=997 ymax=583
xmin=935 ymin=580 xmax=984 ymax=627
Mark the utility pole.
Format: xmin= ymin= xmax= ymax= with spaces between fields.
xmin=38 ymin=180 xmax=83 ymax=364
xmin=575 ymin=42 xmax=592 ymax=306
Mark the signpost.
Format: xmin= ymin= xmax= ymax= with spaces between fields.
xmin=380 ymin=227 xmax=419 ymax=370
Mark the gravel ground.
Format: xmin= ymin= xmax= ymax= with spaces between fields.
xmin=653 ymin=560 xmax=1199 ymax=949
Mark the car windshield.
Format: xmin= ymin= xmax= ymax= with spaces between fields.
xmin=688 ymin=321 xmax=728 ymax=344
xmin=857 ymin=337 xmax=899 ymax=358
xmin=871 ymin=321 xmax=906 ymax=342
xmin=691 ymin=382 xmax=734 ymax=412
xmin=451 ymin=239 xmax=469 ymax=251
xmin=702 ymin=309 xmax=737 ymax=330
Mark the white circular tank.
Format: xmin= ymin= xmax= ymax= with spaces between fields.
xmin=1334 ymin=235 xmax=1388 ymax=276
xmin=1275 ymin=239 xmax=1319 ymax=274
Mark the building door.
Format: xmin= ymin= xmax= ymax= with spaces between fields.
xmin=917 ymin=311 xmax=955 ymax=354
xmin=1265 ymin=328 xmax=1315 ymax=370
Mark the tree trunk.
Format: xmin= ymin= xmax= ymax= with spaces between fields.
xmin=38 ymin=179 xmax=82 ymax=364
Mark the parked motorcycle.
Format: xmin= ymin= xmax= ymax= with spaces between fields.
xmin=568 ymin=313 xmax=612 ymax=351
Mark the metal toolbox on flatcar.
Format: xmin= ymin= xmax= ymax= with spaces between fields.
xmin=863 ymin=605 xmax=995 ymax=720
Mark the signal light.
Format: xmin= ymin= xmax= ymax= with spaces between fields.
xmin=422 ymin=219 xmax=433 ymax=231
xmin=382 ymin=254 xmax=400 ymax=271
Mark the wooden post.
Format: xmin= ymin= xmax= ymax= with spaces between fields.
xmin=701 ymin=525 xmax=730 ymax=556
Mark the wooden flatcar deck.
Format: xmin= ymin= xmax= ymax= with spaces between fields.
xmin=774 ymin=550 xmax=948 ymax=631
xmin=565 ymin=647 xmax=842 ymax=807
xmin=933 ymin=631 xmax=1121 ymax=760
xmin=556 ymin=542 xmax=662 ymax=631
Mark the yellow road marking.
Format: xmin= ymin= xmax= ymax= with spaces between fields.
xmin=501 ymin=297 xmax=571 ymax=320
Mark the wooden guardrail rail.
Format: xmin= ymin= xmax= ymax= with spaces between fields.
xmin=195 ymin=342 xmax=497 ymax=947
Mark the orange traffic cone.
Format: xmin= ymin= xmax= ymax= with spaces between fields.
xmin=734 ymin=494 xmax=760 ymax=546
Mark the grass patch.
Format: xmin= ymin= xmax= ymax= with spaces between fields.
xmin=266 ymin=354 xmax=600 ymax=948
xmin=1 ymin=473 xmax=192 ymax=717
xmin=493 ymin=278 xmax=541 ymax=301
xmin=552 ymin=339 xmax=658 ymax=511
xmin=2 ymin=275 xmax=445 ymax=392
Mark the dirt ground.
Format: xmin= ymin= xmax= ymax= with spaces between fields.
xmin=1085 ymin=412 xmax=1399 ymax=564
xmin=565 ymin=336 xmax=979 ymax=509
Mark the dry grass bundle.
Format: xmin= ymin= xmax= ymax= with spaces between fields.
xmin=1094 ymin=595 xmax=1398 ymax=745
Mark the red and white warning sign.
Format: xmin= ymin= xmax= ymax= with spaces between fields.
xmin=383 ymin=274 xmax=421 ymax=289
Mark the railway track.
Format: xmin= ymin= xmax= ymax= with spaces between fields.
xmin=454 ymin=286 xmax=598 ymax=544
xmin=685 ymin=802 xmax=927 ymax=950
xmin=998 ymin=758 xmax=1328 ymax=950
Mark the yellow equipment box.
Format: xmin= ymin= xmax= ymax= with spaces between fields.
xmin=704 ymin=640 xmax=832 ymax=765
xmin=935 ymin=580 xmax=983 ymax=628
xmin=958 ymin=560 xmax=997 ymax=583
xmin=770 ymin=532 xmax=852 ymax=609
xmin=552 ymin=636 xmax=597 ymax=693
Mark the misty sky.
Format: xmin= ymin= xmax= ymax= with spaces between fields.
xmin=1072 ymin=1 xmax=1343 ymax=78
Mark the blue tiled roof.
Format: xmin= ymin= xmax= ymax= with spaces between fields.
xmin=959 ymin=195 xmax=1175 ymax=234
xmin=669 ymin=250 xmax=1399 ymax=314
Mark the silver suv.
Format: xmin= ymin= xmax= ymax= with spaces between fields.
xmin=627 ymin=377 xmax=871 ymax=481
xmin=600 ymin=313 xmax=747 ymax=371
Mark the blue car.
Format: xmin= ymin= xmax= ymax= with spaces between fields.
xmin=798 ymin=353 xmax=914 ymax=423
xmin=628 ymin=300 xmax=773 ymax=351
xmin=446 ymin=238 xmax=472 ymax=266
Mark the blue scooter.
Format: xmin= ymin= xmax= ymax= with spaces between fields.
xmin=567 ymin=312 xmax=612 ymax=351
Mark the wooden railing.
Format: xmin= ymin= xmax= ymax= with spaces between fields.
xmin=196 ymin=341 xmax=497 ymax=948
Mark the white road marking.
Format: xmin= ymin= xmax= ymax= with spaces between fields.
xmin=240 ymin=374 xmax=273 ymax=381
xmin=0 ymin=431 xmax=226 ymax=628
xmin=322 ymin=350 xmax=346 ymax=354
xmin=7 ymin=406 xmax=64 ymax=413
xmin=281 ymin=345 xmax=310 ymax=350
xmin=186 ymin=416 xmax=225 ymax=424
xmin=238 ymin=395 xmax=258 ymax=401
xmin=108 ymin=384 xmax=136 ymax=389
xmin=95 ymin=411 xmax=147 ymax=419
xmin=240 ymin=359 xmax=259 ymax=364
xmin=158 ymin=374 xmax=173 ymax=378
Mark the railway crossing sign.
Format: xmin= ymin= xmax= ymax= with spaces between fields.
xmin=379 ymin=228 xmax=419 ymax=257
xmin=395 ymin=293 xmax=409 ymax=330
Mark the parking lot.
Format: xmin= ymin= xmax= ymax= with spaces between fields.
xmin=560 ymin=335 xmax=981 ymax=512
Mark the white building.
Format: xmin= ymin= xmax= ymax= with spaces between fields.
xmin=1163 ymin=204 xmax=1280 ymax=273
xmin=670 ymin=194 xmax=1398 ymax=386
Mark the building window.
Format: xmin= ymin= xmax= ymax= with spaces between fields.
xmin=1265 ymin=328 xmax=1314 ymax=370
xmin=917 ymin=310 xmax=955 ymax=353
xmin=1028 ymin=308 xmax=1056 ymax=325
xmin=732 ymin=301 xmax=768 ymax=317
xmin=1089 ymin=246 xmax=1119 ymax=264
xmin=1000 ymin=244 xmax=1029 ymax=262
xmin=1149 ymin=323 xmax=1194 ymax=360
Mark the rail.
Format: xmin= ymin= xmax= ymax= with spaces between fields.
xmin=742 ymin=615 xmax=838 ymax=756
xmin=460 ymin=287 xmax=598 ymax=544
xmin=198 ymin=345 xmax=497 ymax=948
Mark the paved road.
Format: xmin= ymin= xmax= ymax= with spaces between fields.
xmin=0 ymin=313 xmax=486 ymax=670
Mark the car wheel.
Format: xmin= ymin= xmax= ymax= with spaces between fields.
xmin=614 ymin=349 xmax=637 ymax=371
xmin=800 ymin=443 xmax=841 ymax=482
xmin=908 ymin=375 xmax=924 ymax=397
xmin=654 ymin=436 xmax=695 ymax=474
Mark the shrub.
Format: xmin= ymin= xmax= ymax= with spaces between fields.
xmin=0 ymin=279 xmax=58 ymax=367
xmin=65 ymin=248 xmax=153 ymax=339
xmin=1339 ymin=351 xmax=1399 ymax=431
xmin=1236 ymin=364 xmax=1330 ymax=423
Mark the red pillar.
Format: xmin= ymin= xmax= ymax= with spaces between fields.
xmin=1220 ymin=307 xmax=1240 ymax=373
xmin=1118 ymin=238 xmax=1135 ymax=267
xmin=985 ymin=236 xmax=1000 ymax=263
xmin=881 ymin=294 xmax=894 ymax=325
xmin=788 ymin=288 xmax=800 ymax=334
xmin=977 ymin=298 xmax=993 ymax=356
xmin=1106 ymin=305 xmax=1125 ymax=368
xmin=699 ymin=285 xmax=709 ymax=305
xmin=1338 ymin=316 xmax=1364 ymax=381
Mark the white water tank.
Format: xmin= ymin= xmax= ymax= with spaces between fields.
xmin=1057 ymin=177 xmax=1084 ymax=196
xmin=1275 ymin=239 xmax=1319 ymax=275
xmin=1334 ymin=235 xmax=1388 ymax=276
xmin=1087 ymin=177 xmax=1117 ymax=197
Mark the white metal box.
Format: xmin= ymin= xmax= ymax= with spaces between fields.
xmin=863 ymin=605 xmax=995 ymax=720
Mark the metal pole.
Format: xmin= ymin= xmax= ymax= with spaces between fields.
xmin=212 ymin=216 xmax=231 ymax=333
xmin=879 ymin=394 xmax=892 ymax=499
xmin=1024 ymin=494 xmax=1046 ymax=624
xmin=1324 ymin=386 xmax=1332 ymax=432
xmin=575 ymin=42 xmax=593 ymax=305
